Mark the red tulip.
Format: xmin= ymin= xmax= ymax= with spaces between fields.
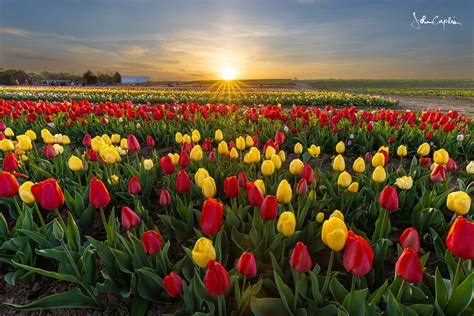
xmin=44 ymin=145 xmax=56 ymax=158
xmin=420 ymin=157 xmax=431 ymax=168
xmin=31 ymin=178 xmax=64 ymax=210
xmin=159 ymin=189 xmax=171 ymax=205
xmin=379 ymin=185 xmax=399 ymax=211
xmin=0 ymin=171 xmax=19 ymax=197
xmin=236 ymin=252 xmax=257 ymax=277
xmin=296 ymin=178 xmax=308 ymax=196
xmin=200 ymin=198 xmax=223 ymax=235
xmin=365 ymin=152 xmax=373 ymax=162
xmin=290 ymin=242 xmax=312 ymax=273
xmin=237 ymin=171 xmax=247 ymax=188
xmin=129 ymin=176 xmax=142 ymax=194
xmin=121 ymin=206 xmax=140 ymax=230
xmin=259 ymin=195 xmax=277 ymax=220
xmin=146 ymin=135 xmax=155 ymax=147
xmin=246 ymin=182 xmax=264 ymax=207
xmin=208 ymin=150 xmax=216 ymax=161
xmin=142 ymin=230 xmax=163 ymax=254
xmin=343 ymin=231 xmax=374 ymax=276
xmin=446 ymin=158 xmax=457 ymax=172
xmin=274 ymin=130 xmax=285 ymax=144
xmin=400 ymin=228 xmax=420 ymax=252
xmin=127 ymin=134 xmax=140 ymax=151
xmin=395 ymin=248 xmax=423 ymax=283
xmin=223 ymin=176 xmax=239 ymax=198
xmin=178 ymin=151 xmax=190 ymax=168
xmin=176 ymin=170 xmax=191 ymax=193
xmin=204 ymin=260 xmax=230 ymax=295
xmin=429 ymin=164 xmax=446 ymax=182
xmin=2 ymin=152 xmax=18 ymax=171
xmin=89 ymin=177 xmax=110 ymax=208
xmin=202 ymin=139 xmax=212 ymax=152
xmin=160 ymin=156 xmax=175 ymax=175
xmin=446 ymin=216 xmax=474 ymax=260
xmin=82 ymin=134 xmax=91 ymax=146
xmin=301 ymin=164 xmax=315 ymax=185
xmin=88 ymin=148 xmax=98 ymax=161
xmin=163 ymin=272 xmax=183 ymax=297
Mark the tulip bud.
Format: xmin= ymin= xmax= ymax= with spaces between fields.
xmin=224 ymin=176 xmax=239 ymax=198
xmin=308 ymin=144 xmax=320 ymax=158
xmin=238 ymin=171 xmax=247 ymax=187
xmin=90 ymin=177 xmax=111 ymax=208
xmin=68 ymin=155 xmax=83 ymax=172
xmin=277 ymin=211 xmax=296 ymax=237
xmin=397 ymin=145 xmax=407 ymax=157
xmin=202 ymin=176 xmax=216 ymax=198
xmin=276 ymin=179 xmax=292 ymax=204
xmin=400 ymin=227 xmax=420 ymax=252
xmin=192 ymin=237 xmax=216 ymax=267
xmin=352 ymin=157 xmax=366 ymax=173
xmin=214 ymin=129 xmax=223 ymax=142
xmin=246 ymin=182 xmax=264 ymax=207
xmin=348 ymin=182 xmax=359 ymax=193
xmin=372 ymin=166 xmax=386 ymax=183
xmin=200 ymin=198 xmax=223 ymax=235
xmin=236 ymin=252 xmax=257 ymax=277
xmin=446 ymin=216 xmax=474 ymax=260
xmin=296 ymin=178 xmax=308 ymax=195
xmin=190 ymin=145 xmax=203 ymax=162
xmin=335 ymin=141 xmax=345 ymax=154
xmin=129 ymin=176 xmax=142 ymax=195
xmin=433 ymin=149 xmax=449 ymax=165
xmin=204 ymin=260 xmax=230 ymax=295
xmin=30 ymin=178 xmax=64 ymax=210
xmin=429 ymin=164 xmax=446 ymax=182
xmin=261 ymin=160 xmax=275 ymax=176
xmin=379 ymin=185 xmax=398 ymax=211
xmin=260 ymin=195 xmax=278 ymax=220
xmin=163 ymin=272 xmax=183 ymax=297
xmin=343 ymin=231 xmax=374 ymax=276
xmin=289 ymin=159 xmax=304 ymax=175
xmin=294 ymin=142 xmax=303 ymax=155
xmin=290 ymin=242 xmax=312 ymax=273
xmin=395 ymin=176 xmax=413 ymax=190
xmin=2 ymin=152 xmax=18 ymax=171
xmin=446 ymin=191 xmax=471 ymax=215
xmin=121 ymin=206 xmax=140 ymax=230
xmin=160 ymin=156 xmax=175 ymax=175
xmin=178 ymin=151 xmax=190 ymax=168
xmin=142 ymin=230 xmax=163 ymax=254
xmin=159 ymin=189 xmax=171 ymax=205
xmin=446 ymin=158 xmax=457 ymax=172
xmin=254 ymin=179 xmax=265 ymax=195
xmin=127 ymin=134 xmax=140 ymax=151
xmin=322 ymin=217 xmax=348 ymax=251
xmin=143 ymin=159 xmax=154 ymax=171
xmin=466 ymin=161 xmax=474 ymax=174
xmin=395 ymin=248 xmax=423 ymax=283
xmin=372 ymin=152 xmax=385 ymax=168
xmin=316 ymin=212 xmax=325 ymax=223
xmin=417 ymin=143 xmax=430 ymax=157
xmin=19 ymin=181 xmax=35 ymax=204
xmin=301 ymin=163 xmax=315 ymax=185
xmin=332 ymin=154 xmax=345 ymax=172
xmin=337 ymin=171 xmax=352 ymax=188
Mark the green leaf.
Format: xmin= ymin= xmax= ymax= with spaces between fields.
xmin=368 ymin=280 xmax=388 ymax=307
xmin=135 ymin=267 xmax=163 ymax=303
xmin=273 ymin=271 xmax=294 ymax=314
xmin=4 ymin=288 xmax=99 ymax=310
xmin=435 ymin=268 xmax=449 ymax=311
xmin=343 ymin=289 xmax=367 ymax=316
xmin=131 ymin=295 xmax=150 ymax=315
xmin=11 ymin=260 xmax=81 ymax=284
xmin=329 ymin=277 xmax=349 ymax=304
xmin=250 ymin=296 xmax=290 ymax=316
xmin=446 ymin=273 xmax=474 ymax=315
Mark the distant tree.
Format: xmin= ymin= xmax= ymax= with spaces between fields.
xmin=0 ymin=69 xmax=30 ymax=85
xmin=82 ymin=70 xmax=98 ymax=85
xmin=112 ymin=71 xmax=122 ymax=84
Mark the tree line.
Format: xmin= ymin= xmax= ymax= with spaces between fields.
xmin=0 ymin=68 xmax=122 ymax=85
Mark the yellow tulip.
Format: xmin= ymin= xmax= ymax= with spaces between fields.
xmin=101 ymin=134 xmax=112 ymax=145
xmin=348 ymin=182 xmax=359 ymax=192
xmin=1 ymin=139 xmax=14 ymax=152
xmin=43 ymin=133 xmax=54 ymax=144
xmin=111 ymin=134 xmax=121 ymax=144
xmin=433 ymin=149 xmax=449 ymax=165
xmin=236 ymin=136 xmax=245 ymax=151
xmin=321 ymin=217 xmax=348 ymax=251
xmin=294 ymin=142 xmax=303 ymax=155
xmin=337 ymin=171 xmax=352 ymax=188
xmin=62 ymin=135 xmax=71 ymax=145
xmin=352 ymin=157 xmax=366 ymax=173
xmin=336 ymin=141 xmax=345 ymax=154
xmin=68 ymin=155 xmax=83 ymax=171
xmin=17 ymin=135 xmax=32 ymax=151
xmin=25 ymin=130 xmax=36 ymax=141
xmin=100 ymin=146 xmax=120 ymax=164
xmin=308 ymin=144 xmax=321 ymax=158
xmin=214 ymin=129 xmax=223 ymax=142
xmin=120 ymin=138 xmax=128 ymax=150
xmin=265 ymin=146 xmax=276 ymax=160
xmin=192 ymin=237 xmax=216 ymax=268
xmin=271 ymin=154 xmax=282 ymax=169
xmin=194 ymin=168 xmax=209 ymax=188
xmin=53 ymin=144 xmax=64 ymax=154
xmin=91 ymin=137 xmax=105 ymax=152
xmin=278 ymin=150 xmax=286 ymax=162
xmin=248 ymin=147 xmax=261 ymax=163
xmin=397 ymin=145 xmax=407 ymax=157
xmin=229 ymin=147 xmax=239 ymax=159
xmin=108 ymin=175 xmax=119 ymax=186
xmin=4 ymin=128 xmax=14 ymax=137
xmin=175 ymin=132 xmax=183 ymax=144
xmin=395 ymin=176 xmax=413 ymax=190
xmin=202 ymin=176 xmax=216 ymax=198
xmin=316 ymin=212 xmax=325 ymax=223
xmin=190 ymin=145 xmax=203 ymax=161
xmin=21 ymin=155 xmax=28 ymax=162
xmin=261 ymin=160 xmax=275 ymax=176
xmin=182 ymin=134 xmax=191 ymax=144
xmin=19 ymin=181 xmax=35 ymax=204
xmin=243 ymin=153 xmax=251 ymax=164
xmin=372 ymin=166 xmax=386 ymax=183
xmin=417 ymin=143 xmax=430 ymax=157
xmin=467 ymin=161 xmax=474 ymax=174
xmin=143 ymin=159 xmax=154 ymax=170
xmin=332 ymin=154 xmax=345 ymax=172
xmin=254 ymin=179 xmax=265 ymax=195
xmin=245 ymin=135 xmax=254 ymax=147
xmin=276 ymin=179 xmax=292 ymax=204
xmin=372 ymin=152 xmax=385 ymax=167
xmin=447 ymin=191 xmax=471 ymax=215
xmin=191 ymin=130 xmax=201 ymax=143
xmin=289 ymin=159 xmax=304 ymax=175
xmin=168 ymin=153 xmax=179 ymax=165
xmin=218 ymin=141 xmax=229 ymax=155
xmin=330 ymin=210 xmax=345 ymax=221
xmin=277 ymin=211 xmax=296 ymax=237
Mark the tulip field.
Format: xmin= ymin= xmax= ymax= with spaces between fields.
xmin=0 ymin=89 xmax=473 ymax=315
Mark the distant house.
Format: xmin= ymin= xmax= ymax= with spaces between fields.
xmin=120 ymin=75 xmax=149 ymax=84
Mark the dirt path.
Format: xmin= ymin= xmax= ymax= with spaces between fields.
xmin=379 ymin=94 xmax=474 ymax=115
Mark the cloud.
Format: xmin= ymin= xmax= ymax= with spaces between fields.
xmin=123 ymin=45 xmax=150 ymax=57
xmin=0 ymin=26 xmax=32 ymax=38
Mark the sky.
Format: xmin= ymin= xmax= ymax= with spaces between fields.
xmin=0 ymin=0 xmax=473 ymax=80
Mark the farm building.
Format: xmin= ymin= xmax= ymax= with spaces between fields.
xmin=120 ymin=75 xmax=149 ymax=84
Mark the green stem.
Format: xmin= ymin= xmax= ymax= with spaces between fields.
xmin=33 ymin=202 xmax=47 ymax=236
xmin=350 ymin=273 xmax=357 ymax=294
xmin=293 ymin=273 xmax=300 ymax=311
xmin=396 ymin=279 xmax=406 ymax=301
xmin=13 ymin=197 xmax=22 ymax=216
xmin=217 ymin=295 xmax=224 ymax=316
xmin=242 ymin=275 xmax=247 ymax=295
xmin=322 ymin=250 xmax=335 ymax=295
xmin=100 ymin=207 xmax=109 ymax=240
xmin=280 ymin=238 xmax=287 ymax=268
xmin=452 ymin=257 xmax=464 ymax=291
xmin=54 ymin=208 xmax=67 ymax=232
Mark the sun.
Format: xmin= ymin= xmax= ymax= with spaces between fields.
xmin=220 ymin=67 xmax=237 ymax=80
